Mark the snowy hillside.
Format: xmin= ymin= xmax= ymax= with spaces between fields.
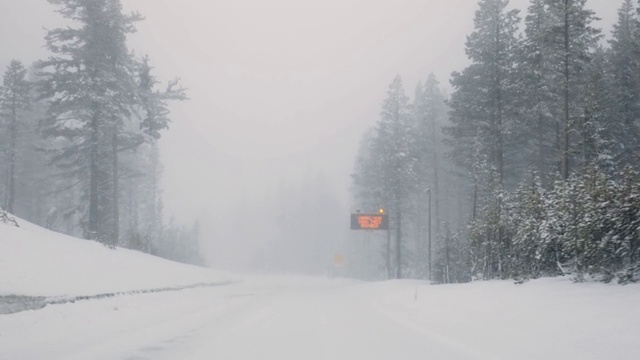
xmin=0 ymin=216 xmax=235 ymax=298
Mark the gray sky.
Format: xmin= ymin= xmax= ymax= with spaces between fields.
xmin=0 ymin=0 xmax=618 ymax=269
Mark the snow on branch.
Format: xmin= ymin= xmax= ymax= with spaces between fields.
xmin=0 ymin=209 xmax=19 ymax=227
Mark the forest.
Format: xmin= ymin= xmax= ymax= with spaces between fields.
xmin=3 ymin=0 xmax=640 ymax=282
xmin=0 ymin=0 xmax=203 ymax=265
xmin=350 ymin=0 xmax=640 ymax=284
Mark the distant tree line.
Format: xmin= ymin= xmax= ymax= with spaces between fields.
xmin=256 ymin=174 xmax=346 ymax=275
xmin=0 ymin=0 xmax=203 ymax=266
xmin=351 ymin=0 xmax=640 ymax=284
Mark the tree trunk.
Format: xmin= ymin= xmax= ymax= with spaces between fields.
xmin=112 ymin=129 xmax=119 ymax=244
xmin=445 ymin=226 xmax=451 ymax=284
xmin=416 ymin=195 xmax=423 ymax=276
xmin=472 ymin=177 xmax=478 ymax=221
xmin=562 ymin=0 xmax=571 ymax=180
xmin=430 ymin=105 xmax=441 ymax=239
xmin=494 ymin=1 xmax=504 ymax=187
xmin=395 ymin=200 xmax=402 ymax=279
xmin=538 ymin=111 xmax=545 ymax=181
xmin=428 ymin=188 xmax=432 ymax=281
xmin=88 ymin=112 xmax=99 ymax=239
xmin=6 ymin=94 xmax=17 ymax=213
xmin=150 ymin=143 xmax=159 ymax=239
xmin=535 ymin=12 xmax=546 ymax=185
xmin=386 ymin=226 xmax=391 ymax=279
xmin=571 ymin=187 xmax=583 ymax=280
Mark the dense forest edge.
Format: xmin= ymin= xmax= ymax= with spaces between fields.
xmin=3 ymin=0 xmax=640 ymax=281
xmin=0 ymin=0 xmax=203 ymax=266
xmin=350 ymin=0 xmax=640 ymax=284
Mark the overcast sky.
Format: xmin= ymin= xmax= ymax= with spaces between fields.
xmin=0 ymin=0 xmax=618 ymax=268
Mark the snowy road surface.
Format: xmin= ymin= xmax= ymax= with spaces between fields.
xmin=2 ymin=276 xmax=640 ymax=360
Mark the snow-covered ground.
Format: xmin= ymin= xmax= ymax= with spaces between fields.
xmin=2 ymin=218 xmax=640 ymax=360
xmin=0 ymin=217 xmax=236 ymax=297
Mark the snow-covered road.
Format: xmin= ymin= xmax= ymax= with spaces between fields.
xmin=2 ymin=275 xmax=640 ymax=360
xmin=152 ymin=280 xmax=479 ymax=360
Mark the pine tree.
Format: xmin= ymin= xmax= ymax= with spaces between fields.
xmin=434 ymin=222 xmax=471 ymax=283
xmin=577 ymin=165 xmax=614 ymax=279
xmin=613 ymin=167 xmax=640 ymax=282
xmin=581 ymin=46 xmax=611 ymax=168
xmin=11 ymin=69 xmax=64 ymax=228
xmin=446 ymin=0 xmax=522 ymax=281
xmin=607 ymin=0 xmax=640 ymax=167
xmin=412 ymin=73 xmax=448 ymax=278
xmin=446 ymin=0 xmax=521 ymax=191
xmin=417 ymin=75 xmax=446 ymax=231
xmin=511 ymin=173 xmax=546 ymax=280
xmin=539 ymin=178 xmax=568 ymax=276
xmin=543 ymin=0 xmax=601 ymax=178
xmin=37 ymin=0 xmax=142 ymax=243
xmin=0 ymin=60 xmax=31 ymax=213
xmin=137 ymin=56 xmax=186 ymax=140
xmin=518 ymin=0 xmax=559 ymax=184
xmin=351 ymin=130 xmax=389 ymax=277
xmin=375 ymin=75 xmax=415 ymax=279
xmin=351 ymin=75 xmax=415 ymax=278
xmin=119 ymin=56 xmax=185 ymax=249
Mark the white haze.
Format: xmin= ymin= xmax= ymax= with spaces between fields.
xmin=0 ymin=0 xmax=617 ymax=271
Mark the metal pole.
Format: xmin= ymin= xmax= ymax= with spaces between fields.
xmin=386 ymin=221 xmax=391 ymax=280
xmin=396 ymin=207 xmax=402 ymax=279
xmin=428 ymin=188 xmax=432 ymax=281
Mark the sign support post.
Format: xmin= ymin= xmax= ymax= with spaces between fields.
xmin=428 ymin=188 xmax=432 ymax=282
xmin=350 ymin=209 xmax=390 ymax=279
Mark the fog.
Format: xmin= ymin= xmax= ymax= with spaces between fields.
xmin=0 ymin=0 xmax=617 ymax=272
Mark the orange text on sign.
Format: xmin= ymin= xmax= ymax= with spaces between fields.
xmin=357 ymin=215 xmax=383 ymax=229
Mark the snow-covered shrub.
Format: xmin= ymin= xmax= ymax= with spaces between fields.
xmin=0 ymin=208 xmax=19 ymax=227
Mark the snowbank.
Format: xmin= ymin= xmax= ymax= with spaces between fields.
xmin=358 ymin=278 xmax=640 ymax=360
xmin=0 ymin=216 xmax=235 ymax=297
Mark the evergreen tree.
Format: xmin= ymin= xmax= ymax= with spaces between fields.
xmin=543 ymin=0 xmax=601 ymax=178
xmin=412 ymin=74 xmax=448 ymax=278
xmin=351 ymin=76 xmax=415 ymax=278
xmin=518 ymin=0 xmax=559 ymax=184
xmin=37 ymin=0 xmax=142 ymax=243
xmin=612 ymin=167 xmax=640 ymax=282
xmin=12 ymin=69 xmax=66 ymax=229
xmin=416 ymin=76 xmax=445 ymax=227
xmin=469 ymin=187 xmax=515 ymax=279
xmin=511 ymin=173 xmax=546 ymax=280
xmin=351 ymin=129 xmax=390 ymax=277
xmin=373 ymin=75 xmax=415 ymax=279
xmin=578 ymin=165 xmax=614 ymax=279
xmin=120 ymin=56 xmax=185 ymax=249
xmin=434 ymin=222 xmax=471 ymax=283
xmin=0 ymin=60 xmax=31 ymax=213
xmin=137 ymin=56 xmax=186 ymax=140
xmin=446 ymin=0 xmax=521 ymax=191
xmin=446 ymin=0 xmax=521 ymax=281
xmin=581 ymin=46 xmax=611 ymax=167
xmin=607 ymin=0 xmax=640 ymax=167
